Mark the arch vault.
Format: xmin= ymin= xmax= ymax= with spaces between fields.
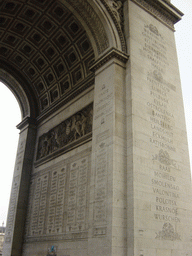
xmin=1 ymin=0 xmax=192 ymax=256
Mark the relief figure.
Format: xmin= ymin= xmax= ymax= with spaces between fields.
xmin=36 ymin=104 xmax=93 ymax=160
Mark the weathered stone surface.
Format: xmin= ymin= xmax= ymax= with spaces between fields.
xmin=125 ymin=1 xmax=192 ymax=255
xmin=2 ymin=0 xmax=191 ymax=256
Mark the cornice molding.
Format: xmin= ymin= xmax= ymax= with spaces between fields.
xmin=131 ymin=0 xmax=183 ymax=30
xmin=17 ymin=116 xmax=37 ymax=131
xmin=90 ymin=48 xmax=129 ymax=71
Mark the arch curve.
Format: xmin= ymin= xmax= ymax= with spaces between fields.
xmin=0 ymin=68 xmax=37 ymax=119
xmin=100 ymin=0 xmax=126 ymax=52
xmin=61 ymin=0 xmax=126 ymax=57
xmin=0 ymin=0 xmax=126 ymax=120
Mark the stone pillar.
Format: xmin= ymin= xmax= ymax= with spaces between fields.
xmin=88 ymin=48 xmax=128 ymax=256
xmin=3 ymin=117 xmax=37 ymax=256
xmin=124 ymin=0 xmax=192 ymax=255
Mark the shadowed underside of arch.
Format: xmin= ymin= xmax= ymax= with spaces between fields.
xmin=2 ymin=1 xmax=191 ymax=256
xmin=0 ymin=0 xmax=121 ymax=120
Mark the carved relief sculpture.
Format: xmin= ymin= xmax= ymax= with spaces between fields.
xmin=36 ymin=103 xmax=93 ymax=160
xmin=105 ymin=0 xmax=122 ymax=24
xmin=102 ymin=0 xmax=126 ymax=51
xmin=156 ymin=223 xmax=181 ymax=241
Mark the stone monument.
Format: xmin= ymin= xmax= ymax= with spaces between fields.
xmin=0 ymin=0 xmax=191 ymax=255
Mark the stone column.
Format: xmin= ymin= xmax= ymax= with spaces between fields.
xmin=88 ymin=48 xmax=128 ymax=256
xmin=3 ymin=117 xmax=37 ymax=256
xmin=124 ymin=0 xmax=192 ymax=255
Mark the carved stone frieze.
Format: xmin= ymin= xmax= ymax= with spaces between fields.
xmin=36 ymin=103 xmax=93 ymax=161
xmin=105 ymin=0 xmax=123 ymax=26
xmin=101 ymin=0 xmax=126 ymax=52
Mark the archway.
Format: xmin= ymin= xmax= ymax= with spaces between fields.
xmin=0 ymin=1 xmax=129 ymax=255
xmin=0 ymin=1 xmax=191 ymax=256
xmin=0 ymin=82 xmax=21 ymax=225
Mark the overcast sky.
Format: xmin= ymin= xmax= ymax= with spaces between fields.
xmin=0 ymin=85 xmax=21 ymax=226
xmin=0 ymin=0 xmax=191 ymax=226
xmin=172 ymin=0 xmax=192 ymax=166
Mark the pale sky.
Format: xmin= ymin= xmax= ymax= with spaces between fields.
xmin=0 ymin=0 xmax=191 ymax=226
xmin=0 ymin=85 xmax=21 ymax=225
xmin=172 ymin=0 xmax=192 ymax=167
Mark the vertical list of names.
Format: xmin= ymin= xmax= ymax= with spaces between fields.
xmin=141 ymin=23 xmax=182 ymax=237
xmin=6 ymin=176 xmax=19 ymax=237
xmin=47 ymin=166 xmax=67 ymax=234
xmin=94 ymin=142 xmax=108 ymax=224
xmin=30 ymin=174 xmax=49 ymax=235
xmin=67 ymin=157 xmax=88 ymax=232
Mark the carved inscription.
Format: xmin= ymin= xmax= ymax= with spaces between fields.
xmin=94 ymin=138 xmax=108 ymax=224
xmin=30 ymin=174 xmax=49 ymax=236
xmin=94 ymin=84 xmax=113 ymax=123
xmin=141 ymin=24 xmax=176 ymax=152
xmin=152 ymin=150 xmax=181 ymax=224
xmin=36 ymin=103 xmax=93 ymax=160
xmin=15 ymin=140 xmax=25 ymax=172
xmin=6 ymin=140 xmax=25 ymax=239
xmin=93 ymin=227 xmax=107 ymax=237
xmin=25 ymin=151 xmax=90 ymax=242
xmin=147 ymin=68 xmax=180 ymax=226
xmin=147 ymin=71 xmax=176 ymax=153
xmin=141 ymin=24 xmax=169 ymax=73
xmin=24 ymin=179 xmax=35 ymax=237
xmin=141 ymin=24 xmax=181 ymax=238
xmin=6 ymin=176 xmax=20 ymax=238
xmin=47 ymin=167 xmax=67 ymax=234
xmin=66 ymin=157 xmax=88 ymax=233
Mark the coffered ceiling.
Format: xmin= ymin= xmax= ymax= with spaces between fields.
xmin=0 ymin=0 xmax=95 ymax=118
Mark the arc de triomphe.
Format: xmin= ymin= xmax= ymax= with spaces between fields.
xmin=0 ymin=0 xmax=191 ymax=255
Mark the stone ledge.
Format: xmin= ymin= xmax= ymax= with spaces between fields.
xmin=90 ymin=47 xmax=129 ymax=71
xmin=131 ymin=0 xmax=183 ymax=30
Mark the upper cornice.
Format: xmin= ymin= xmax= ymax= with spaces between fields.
xmin=131 ymin=0 xmax=184 ymax=30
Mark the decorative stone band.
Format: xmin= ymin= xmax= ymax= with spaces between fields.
xmin=35 ymin=103 xmax=93 ymax=166
xmin=101 ymin=0 xmax=126 ymax=52
xmin=90 ymin=47 xmax=129 ymax=71
xmin=131 ymin=0 xmax=183 ymax=31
